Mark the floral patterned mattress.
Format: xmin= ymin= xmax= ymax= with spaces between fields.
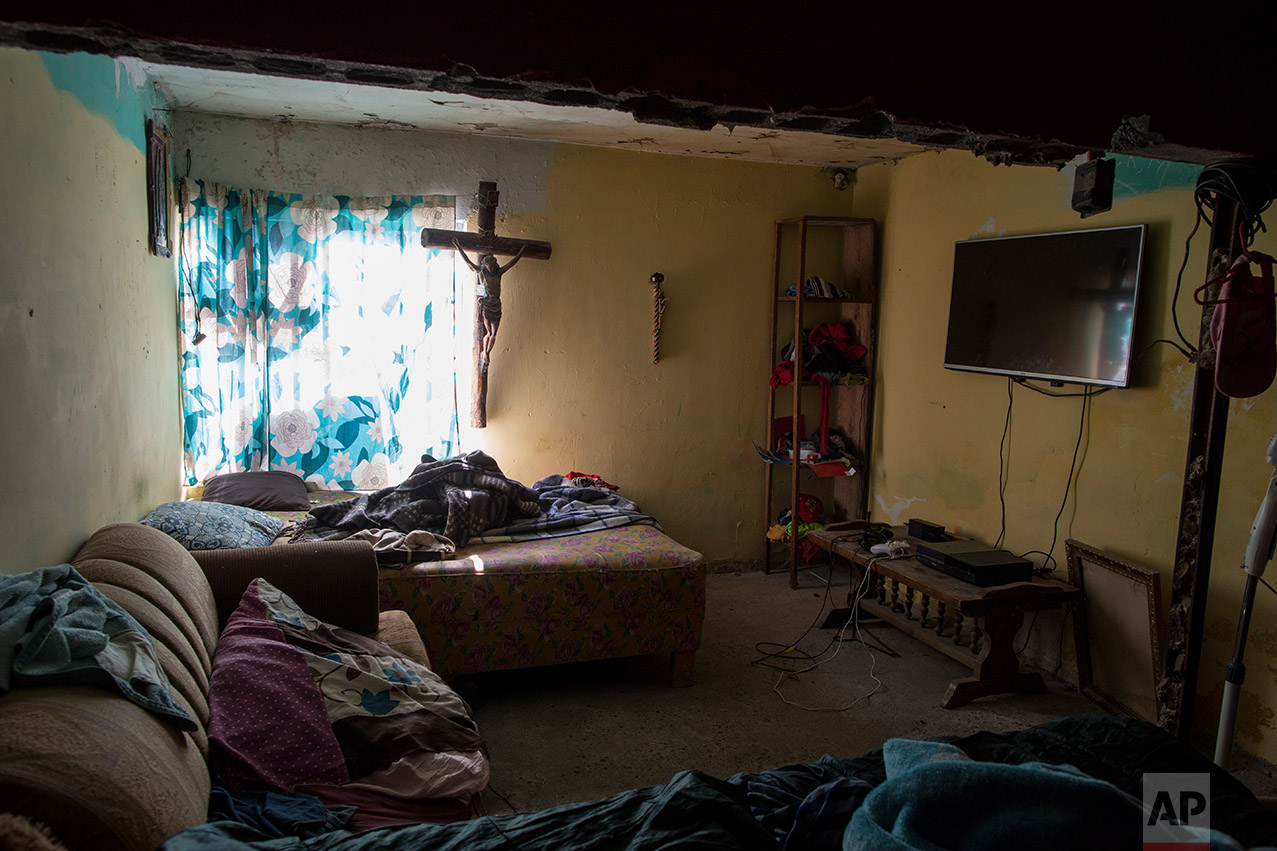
xmin=379 ymin=524 xmax=706 ymax=678
xmin=263 ymin=491 xmax=707 ymax=679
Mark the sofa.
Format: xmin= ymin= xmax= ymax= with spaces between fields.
xmin=0 ymin=522 xmax=448 ymax=851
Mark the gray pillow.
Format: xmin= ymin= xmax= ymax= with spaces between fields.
xmin=201 ymin=470 xmax=310 ymax=511
xmin=140 ymin=501 xmax=284 ymax=550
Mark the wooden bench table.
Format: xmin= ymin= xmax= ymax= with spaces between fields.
xmin=807 ymin=523 xmax=1081 ymax=708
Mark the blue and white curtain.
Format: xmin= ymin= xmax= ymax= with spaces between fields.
xmin=177 ymin=179 xmax=459 ymax=489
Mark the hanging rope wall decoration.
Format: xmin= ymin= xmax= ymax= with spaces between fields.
xmin=651 ymin=272 xmax=667 ymax=363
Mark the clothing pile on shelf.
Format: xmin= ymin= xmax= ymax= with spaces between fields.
xmin=771 ymin=321 xmax=868 ymax=386
xmin=767 ymin=493 xmax=825 ymax=562
xmin=768 ymin=321 xmax=867 ymax=472
xmin=785 ymin=275 xmax=851 ymax=299
xmin=773 ymin=429 xmax=854 ymax=473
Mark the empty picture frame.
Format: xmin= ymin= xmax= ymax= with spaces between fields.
xmin=1066 ymin=539 xmax=1164 ymax=723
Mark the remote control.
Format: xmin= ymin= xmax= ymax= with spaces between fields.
xmin=870 ymin=540 xmax=910 ymax=557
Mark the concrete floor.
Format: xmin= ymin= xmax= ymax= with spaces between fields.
xmin=460 ymin=567 xmax=1277 ymax=815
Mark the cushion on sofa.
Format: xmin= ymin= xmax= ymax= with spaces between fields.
xmin=207 ymin=581 xmax=350 ymax=793
xmin=202 ymin=471 xmax=310 ymax=511
xmin=140 ymin=501 xmax=284 ymax=550
xmin=208 ymin=579 xmax=488 ymax=814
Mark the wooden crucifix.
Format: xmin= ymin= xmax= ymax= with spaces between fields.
xmin=422 ymin=181 xmax=552 ymax=428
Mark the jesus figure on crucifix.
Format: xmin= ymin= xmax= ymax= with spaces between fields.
xmin=422 ymin=181 xmax=552 ymax=427
xmin=454 ymin=240 xmax=526 ymax=369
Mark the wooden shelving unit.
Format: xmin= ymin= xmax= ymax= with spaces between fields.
xmin=763 ymin=216 xmax=879 ymax=588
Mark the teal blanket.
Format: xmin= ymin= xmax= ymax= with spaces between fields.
xmin=158 ymin=715 xmax=1277 ymax=850
xmin=0 ymin=564 xmax=195 ymax=730
xmin=847 ymin=738 xmax=1225 ymax=849
xmin=163 ymin=769 xmax=773 ymax=849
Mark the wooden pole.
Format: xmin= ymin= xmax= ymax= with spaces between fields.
xmin=472 ymin=322 xmax=490 ymax=428
xmin=1160 ymin=195 xmax=1243 ymax=740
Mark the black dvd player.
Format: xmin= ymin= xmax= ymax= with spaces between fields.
xmin=915 ymin=540 xmax=1034 ymax=587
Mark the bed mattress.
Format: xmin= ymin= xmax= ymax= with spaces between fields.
xmin=378 ymin=524 xmax=705 ymax=678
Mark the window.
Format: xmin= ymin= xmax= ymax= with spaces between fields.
xmin=177 ymin=181 xmax=459 ymax=488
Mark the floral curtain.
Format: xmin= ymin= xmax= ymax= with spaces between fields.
xmin=177 ymin=179 xmax=459 ymax=489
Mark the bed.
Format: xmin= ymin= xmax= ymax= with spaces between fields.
xmin=158 ymin=712 xmax=1277 ymax=849
xmin=376 ymin=523 xmax=704 ymax=682
xmin=182 ymin=454 xmax=707 ymax=685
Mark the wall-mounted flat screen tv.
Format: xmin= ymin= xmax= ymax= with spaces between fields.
xmin=943 ymin=224 xmax=1147 ymax=387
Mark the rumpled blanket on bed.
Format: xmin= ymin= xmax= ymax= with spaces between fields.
xmin=298 ymin=452 xmax=541 ymax=547
xmin=469 ymin=474 xmax=659 ymax=544
xmin=0 ymin=564 xmax=196 ymax=731
xmin=297 ymin=456 xmax=660 ymax=549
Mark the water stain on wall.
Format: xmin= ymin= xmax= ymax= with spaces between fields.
xmin=1200 ymin=680 xmax=1274 ymax=744
xmin=873 ymin=493 xmax=928 ymax=526
xmin=930 ymin=466 xmax=990 ymax=511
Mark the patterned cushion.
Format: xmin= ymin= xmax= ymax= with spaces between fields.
xmin=140 ymin=502 xmax=284 ymax=551
xmin=208 ymin=578 xmax=488 ymax=810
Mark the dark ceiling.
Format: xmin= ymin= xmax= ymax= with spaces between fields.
xmin=2 ymin=2 xmax=1271 ymax=166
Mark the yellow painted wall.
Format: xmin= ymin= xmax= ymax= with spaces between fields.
xmin=0 ymin=48 xmax=180 ymax=573
xmin=471 ymin=144 xmax=859 ymax=556
xmin=853 ymin=149 xmax=1277 ymax=759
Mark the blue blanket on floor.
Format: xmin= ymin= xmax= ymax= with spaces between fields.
xmin=0 ymin=564 xmax=195 ymax=731
xmin=845 ymin=737 xmax=1250 ymax=850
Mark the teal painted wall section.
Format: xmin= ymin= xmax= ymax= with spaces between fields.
xmin=1113 ymin=154 xmax=1201 ymax=199
xmin=38 ymin=51 xmax=159 ymax=151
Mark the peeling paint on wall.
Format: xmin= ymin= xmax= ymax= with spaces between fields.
xmin=874 ymin=493 xmax=928 ymax=525
xmin=970 ymin=216 xmax=1007 ymax=239
xmin=1166 ymin=362 xmax=1196 ymax=414
xmin=173 ymin=112 xmax=553 ymax=214
xmin=38 ymin=51 xmax=159 ymax=151
xmin=1112 ymin=154 xmax=1200 ymax=199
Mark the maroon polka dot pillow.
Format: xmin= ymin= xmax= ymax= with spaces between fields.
xmin=207 ymin=581 xmax=348 ymax=792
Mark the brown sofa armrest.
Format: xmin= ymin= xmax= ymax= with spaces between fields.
xmin=373 ymin=610 xmax=433 ymax=670
xmin=192 ymin=540 xmax=380 ymax=634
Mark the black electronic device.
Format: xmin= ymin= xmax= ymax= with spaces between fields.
xmin=940 ymin=550 xmax=1034 ymax=586
xmin=1071 ymin=156 xmax=1116 ymax=218
xmin=915 ymin=540 xmax=989 ymax=569
xmin=943 ymin=224 xmax=1146 ymax=388
xmin=915 ymin=540 xmax=1034 ymax=586
xmin=907 ymin=518 xmax=946 ymax=542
